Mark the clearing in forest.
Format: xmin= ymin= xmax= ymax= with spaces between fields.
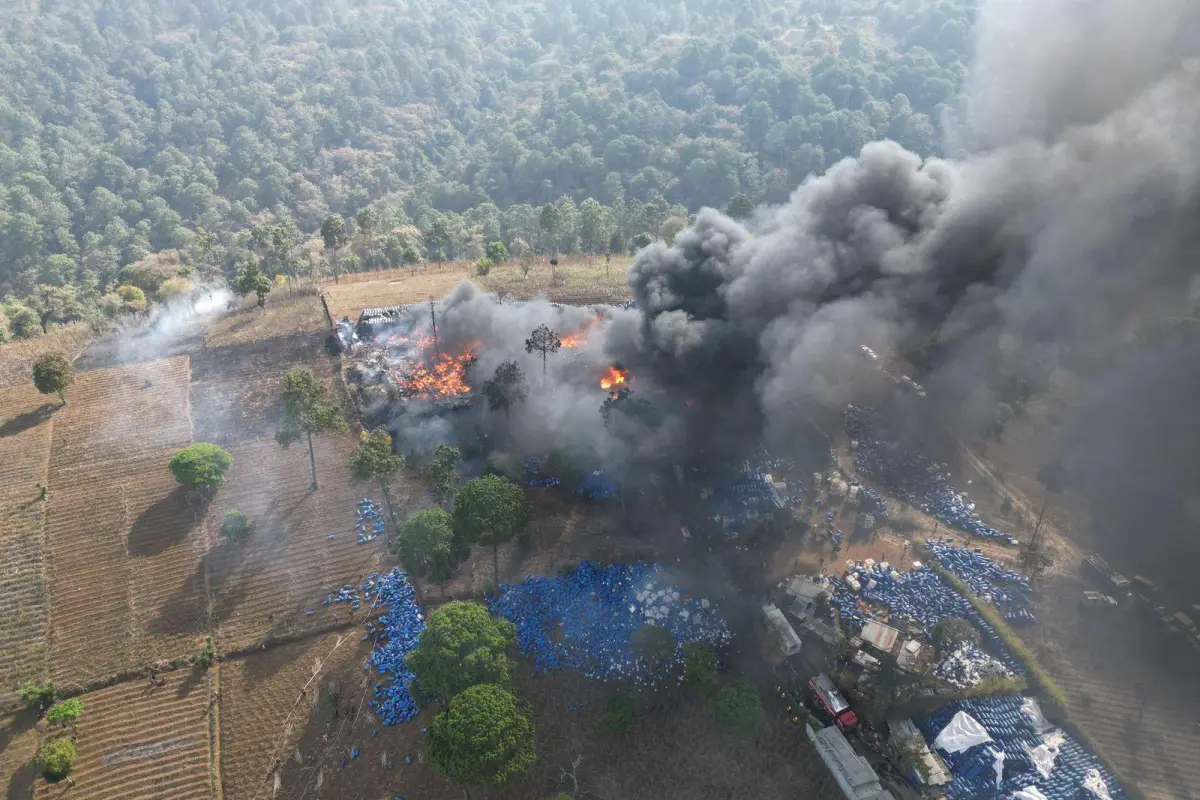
xmin=0 ymin=384 xmax=56 ymax=708
xmin=31 ymin=667 xmax=214 ymax=800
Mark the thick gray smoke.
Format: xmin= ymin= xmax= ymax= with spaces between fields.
xmin=617 ymin=0 xmax=1200 ymax=461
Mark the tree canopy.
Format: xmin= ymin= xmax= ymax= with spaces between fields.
xmin=169 ymin=443 xmax=233 ymax=491
xmin=453 ymin=474 xmax=530 ymax=585
xmin=275 ymin=368 xmax=347 ymax=489
xmin=427 ymin=683 xmax=536 ymax=790
xmin=38 ymin=738 xmax=77 ymax=782
xmin=32 ymin=351 xmax=75 ymax=405
xmin=0 ymin=0 xmax=976 ymax=340
xmin=46 ymin=697 xmax=84 ymax=727
xmin=394 ymin=508 xmax=461 ymax=600
xmin=713 ymin=678 xmax=764 ymax=736
xmin=406 ymin=601 xmax=517 ymax=702
xmin=931 ymin=616 xmax=981 ymax=652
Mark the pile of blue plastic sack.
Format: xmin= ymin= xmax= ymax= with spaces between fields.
xmin=710 ymin=466 xmax=784 ymax=532
xmin=927 ymin=540 xmax=1036 ymax=625
xmin=357 ymin=498 xmax=387 ymax=543
xmin=364 ymin=568 xmax=426 ymax=725
xmin=523 ymin=456 xmax=561 ymax=488
xmin=577 ymin=470 xmax=620 ymax=501
xmin=831 ymin=562 xmax=1020 ymax=670
xmin=934 ymin=643 xmax=1015 ymax=689
xmin=487 ymin=560 xmax=730 ymax=686
xmin=856 ymin=485 xmax=889 ymax=519
xmin=916 ymin=696 xmax=1126 ymax=799
xmin=845 ymin=406 xmax=1011 ymax=541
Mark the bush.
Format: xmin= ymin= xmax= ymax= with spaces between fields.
xmin=38 ymin=738 xmax=76 ymax=782
xmin=220 ymin=509 xmax=250 ymax=540
xmin=931 ymin=617 xmax=981 ymax=653
xmin=197 ymin=635 xmax=215 ymax=668
xmin=169 ymin=443 xmax=233 ymax=490
xmin=156 ymin=275 xmax=193 ymax=302
xmin=603 ymin=695 xmax=636 ymax=733
xmin=474 ymin=258 xmax=492 ymax=276
xmin=713 ymin=679 xmax=763 ymax=735
xmin=484 ymin=241 xmax=509 ymax=264
xmin=683 ymin=642 xmax=718 ymax=693
xmin=18 ymin=679 xmax=56 ymax=708
xmin=6 ymin=305 xmax=40 ymax=338
xmin=47 ymin=697 xmax=84 ymax=726
xmin=116 ymin=284 xmax=148 ymax=312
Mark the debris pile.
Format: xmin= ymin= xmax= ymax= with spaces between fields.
xmin=845 ymin=406 xmax=1011 ymax=540
xmin=934 ymin=643 xmax=1015 ymax=689
xmin=487 ymin=561 xmax=731 ymax=685
xmin=357 ymin=498 xmax=387 ymax=543
xmin=917 ymin=696 xmax=1126 ymax=799
xmin=523 ymin=456 xmax=561 ymax=488
xmin=577 ymin=470 xmax=620 ymax=501
xmin=710 ymin=466 xmax=785 ymax=532
xmin=365 ymin=569 xmax=426 ymax=725
xmin=927 ymin=540 xmax=1035 ymax=625
xmin=831 ymin=563 xmax=1019 ymax=669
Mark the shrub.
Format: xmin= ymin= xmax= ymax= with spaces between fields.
xmin=18 ymin=679 xmax=55 ymax=708
xmin=197 ymin=635 xmax=215 ymax=668
xmin=156 ymin=275 xmax=193 ymax=302
xmin=484 ymin=241 xmax=509 ymax=264
xmin=169 ymin=443 xmax=233 ymax=490
xmin=116 ymin=284 xmax=148 ymax=312
xmin=220 ymin=509 xmax=250 ymax=540
xmin=683 ymin=642 xmax=718 ymax=693
xmin=603 ymin=695 xmax=636 ymax=733
xmin=6 ymin=305 xmax=41 ymax=338
xmin=38 ymin=738 xmax=76 ymax=782
xmin=47 ymin=697 xmax=84 ymax=726
xmin=713 ymin=679 xmax=763 ymax=735
xmin=474 ymin=258 xmax=492 ymax=276
xmin=931 ymin=617 xmax=981 ymax=653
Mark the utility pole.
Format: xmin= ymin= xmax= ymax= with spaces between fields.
xmin=429 ymin=298 xmax=440 ymax=358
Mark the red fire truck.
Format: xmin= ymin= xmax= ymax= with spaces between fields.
xmin=808 ymin=673 xmax=858 ymax=732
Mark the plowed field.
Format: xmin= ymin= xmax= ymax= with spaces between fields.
xmin=203 ymin=436 xmax=390 ymax=653
xmin=0 ymin=384 xmax=55 ymax=707
xmin=219 ymin=632 xmax=371 ymax=800
xmin=32 ymin=668 xmax=215 ymax=800
xmin=43 ymin=357 xmax=199 ymax=690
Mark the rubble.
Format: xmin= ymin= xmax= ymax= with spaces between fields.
xmin=934 ymin=643 xmax=1015 ymax=689
xmin=487 ymin=561 xmax=731 ymax=686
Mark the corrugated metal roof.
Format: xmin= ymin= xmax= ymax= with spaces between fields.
xmin=891 ymin=719 xmax=951 ymax=786
xmin=810 ymin=725 xmax=896 ymax=800
xmin=861 ymin=620 xmax=901 ymax=653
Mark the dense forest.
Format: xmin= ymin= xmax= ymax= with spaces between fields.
xmin=0 ymin=0 xmax=977 ymax=337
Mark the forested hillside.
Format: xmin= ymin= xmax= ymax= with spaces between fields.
xmin=0 ymin=0 xmax=976 ymax=335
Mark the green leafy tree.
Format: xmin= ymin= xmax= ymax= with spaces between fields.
xmin=116 ymin=284 xmax=147 ymax=312
xmin=524 ymin=323 xmax=562 ymax=385
xmin=321 ymin=214 xmax=348 ymax=281
xmin=427 ymin=684 xmax=536 ymax=798
xmin=407 ymin=601 xmax=516 ymax=701
xmin=28 ymin=285 xmax=83 ymax=333
xmin=220 ymin=509 xmax=250 ymax=540
xmin=603 ymin=695 xmax=636 ymax=733
xmin=713 ymin=678 xmax=763 ymax=735
xmin=725 ymin=193 xmax=754 ymax=219
xmin=169 ymin=443 xmax=233 ymax=492
xmin=395 ymin=508 xmax=460 ymax=601
xmin=539 ymin=203 xmax=561 ymax=256
xmin=931 ymin=617 xmax=980 ymax=653
xmin=659 ymin=215 xmax=687 ymax=245
xmin=275 ymin=369 xmax=348 ymax=490
xmin=356 ymin=206 xmax=380 ymax=268
xmin=233 ymin=257 xmax=272 ymax=307
xmin=18 ymin=679 xmax=55 ymax=708
xmin=348 ymin=427 xmax=405 ymax=531
xmin=484 ymin=241 xmax=509 ymax=264
xmin=38 ymin=738 xmax=76 ymax=782
xmin=683 ymin=642 xmax=718 ymax=693
xmin=431 ymin=443 xmax=461 ymax=508
xmin=46 ymin=698 xmax=84 ymax=727
xmin=197 ymin=635 xmax=215 ymax=668
xmin=453 ymin=475 xmax=530 ymax=586
xmin=32 ymin=351 xmax=75 ymax=406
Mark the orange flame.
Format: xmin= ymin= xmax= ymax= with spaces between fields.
xmin=600 ymin=366 xmax=629 ymax=390
xmin=384 ymin=334 xmax=479 ymax=399
xmin=560 ymin=314 xmax=604 ymax=349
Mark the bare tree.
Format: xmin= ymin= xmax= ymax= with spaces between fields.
xmin=524 ymin=323 xmax=562 ymax=387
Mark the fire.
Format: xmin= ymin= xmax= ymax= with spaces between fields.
xmin=381 ymin=332 xmax=479 ymax=399
xmin=560 ymin=314 xmax=604 ymax=349
xmin=600 ymin=366 xmax=629 ymax=390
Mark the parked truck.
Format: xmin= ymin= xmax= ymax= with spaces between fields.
xmin=809 ymin=672 xmax=858 ymax=732
xmin=1081 ymin=554 xmax=1130 ymax=594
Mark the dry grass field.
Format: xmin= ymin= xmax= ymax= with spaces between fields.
xmin=0 ymin=384 xmax=56 ymax=708
xmin=0 ymin=323 xmax=93 ymax=389
xmin=322 ymin=255 xmax=633 ymax=320
xmin=43 ymin=357 xmax=199 ymax=690
xmin=204 ymin=292 xmax=327 ymax=349
xmin=31 ymin=667 xmax=215 ymax=800
xmin=218 ymin=631 xmax=371 ymax=800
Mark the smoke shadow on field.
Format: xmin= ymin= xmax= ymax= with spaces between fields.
xmin=0 ymin=404 xmax=56 ymax=438
xmin=128 ymin=487 xmax=196 ymax=557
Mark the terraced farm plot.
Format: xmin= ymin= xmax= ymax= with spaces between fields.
xmin=32 ymin=668 xmax=215 ymax=800
xmin=218 ymin=631 xmax=371 ymax=800
xmin=0 ymin=384 xmax=55 ymax=708
xmin=43 ymin=357 xmax=199 ymax=690
xmin=190 ymin=332 xmax=343 ymax=443
xmin=203 ymin=436 xmax=391 ymax=653
xmin=0 ymin=713 xmax=42 ymax=799
xmin=204 ymin=293 xmax=327 ymax=348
